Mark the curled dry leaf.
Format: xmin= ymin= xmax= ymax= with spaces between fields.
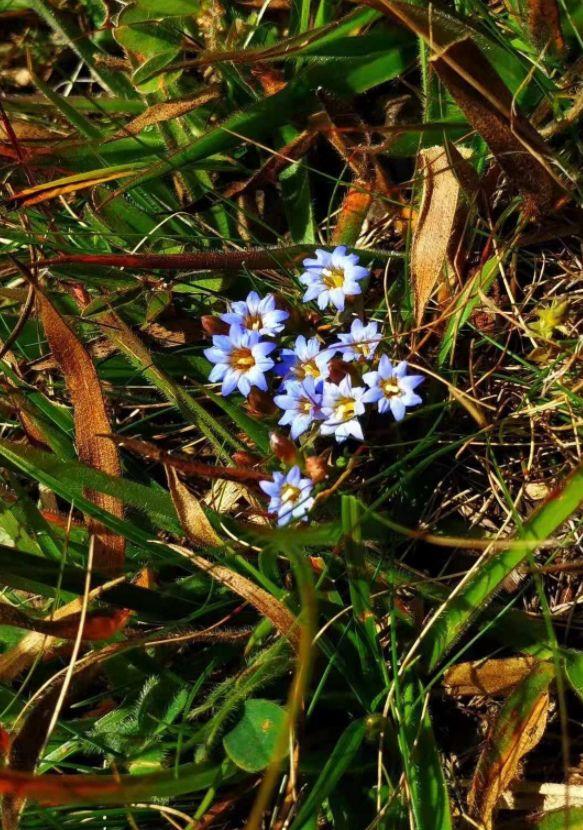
xmin=443 ymin=655 xmax=542 ymax=696
xmin=165 ymin=542 xmax=301 ymax=651
xmin=332 ymin=181 xmax=373 ymax=247
xmin=468 ymin=661 xmax=555 ymax=829
xmin=411 ymin=145 xmax=475 ymax=324
xmin=167 ymin=466 xmax=221 ymax=549
xmin=0 ymin=570 xmax=150 ymax=682
xmin=0 ymin=601 xmax=131 ymax=641
xmin=36 ymin=287 xmax=125 ymax=576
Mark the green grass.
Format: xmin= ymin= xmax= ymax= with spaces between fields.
xmin=0 ymin=0 xmax=582 ymax=828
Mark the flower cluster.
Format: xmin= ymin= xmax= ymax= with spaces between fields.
xmin=204 ymin=247 xmax=425 ymax=525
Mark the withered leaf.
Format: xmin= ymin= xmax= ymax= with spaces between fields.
xmin=167 ymin=466 xmax=221 ymax=549
xmin=166 ymin=542 xmax=301 ymax=651
xmin=468 ymin=661 xmax=555 ymax=829
xmin=370 ymin=0 xmax=568 ymax=215
xmin=411 ymin=145 xmax=474 ymax=323
xmin=36 ymin=288 xmax=125 ymax=575
xmin=110 ymin=89 xmax=220 ymax=140
xmin=444 ymin=655 xmax=541 ymax=696
xmin=10 ymin=167 xmax=138 ymax=207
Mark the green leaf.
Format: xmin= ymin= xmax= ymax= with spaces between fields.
xmin=290 ymin=719 xmax=366 ymax=830
xmin=438 ymin=255 xmax=501 ymax=366
xmin=223 ymin=699 xmax=287 ymax=772
xmin=421 ymin=463 xmax=583 ymax=672
xmin=534 ymin=808 xmax=583 ymax=830
xmin=400 ymin=670 xmax=452 ymax=830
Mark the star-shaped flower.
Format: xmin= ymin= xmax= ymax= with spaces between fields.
xmin=273 ymin=376 xmax=324 ymax=440
xmin=278 ymin=335 xmax=333 ymax=383
xmin=299 ymin=246 xmax=369 ymax=311
xmin=333 ymin=318 xmax=382 ymax=362
xmin=259 ymin=465 xmax=314 ymax=526
xmin=320 ymin=375 xmax=367 ymax=442
xmin=204 ymin=325 xmax=276 ymax=396
xmin=363 ymin=355 xmax=424 ymax=421
xmin=220 ymin=291 xmax=288 ymax=337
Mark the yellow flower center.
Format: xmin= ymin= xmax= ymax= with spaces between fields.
xmin=381 ymin=377 xmax=400 ymax=398
xmin=299 ymin=399 xmax=312 ymax=414
xmin=245 ymin=313 xmax=263 ymax=331
xmin=281 ymin=484 xmax=300 ymax=504
xmin=231 ymin=347 xmax=255 ymax=371
xmin=355 ymin=341 xmax=371 ymax=357
xmin=322 ymin=267 xmax=345 ymax=290
xmin=335 ymin=398 xmax=356 ymax=422
xmin=297 ymin=359 xmax=320 ymax=380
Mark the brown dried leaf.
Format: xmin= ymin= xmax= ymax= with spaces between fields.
xmin=167 ymin=466 xmax=221 ymax=549
xmin=332 ymin=181 xmax=373 ymax=247
xmin=468 ymin=662 xmax=554 ymax=829
xmin=430 ymin=38 xmax=567 ymax=215
xmin=36 ymin=288 xmax=125 ymax=575
xmin=527 ymin=0 xmax=565 ymax=54
xmin=0 ymin=601 xmax=131 ymax=641
xmin=10 ymin=168 xmax=138 ymax=207
xmin=443 ymin=655 xmax=540 ymax=696
xmin=371 ymin=0 xmax=568 ymax=214
xmin=411 ymin=145 xmax=474 ymax=323
xmin=165 ymin=542 xmax=301 ymax=651
xmin=110 ymin=89 xmax=220 ymax=140
xmin=0 ymin=120 xmax=64 ymax=143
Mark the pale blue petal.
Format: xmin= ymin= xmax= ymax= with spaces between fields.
xmin=390 ymin=398 xmax=406 ymax=421
xmin=221 ymin=370 xmax=239 ymax=396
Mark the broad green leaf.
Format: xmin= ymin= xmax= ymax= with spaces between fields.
xmin=223 ymin=699 xmax=287 ymax=772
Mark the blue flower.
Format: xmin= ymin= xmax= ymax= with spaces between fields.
xmin=363 ymin=355 xmax=424 ymax=421
xmin=299 ymin=246 xmax=369 ymax=311
xmin=273 ymin=376 xmax=324 ymax=440
xmin=278 ymin=335 xmax=333 ymax=383
xmin=259 ymin=465 xmax=314 ymax=526
xmin=220 ymin=291 xmax=288 ymax=337
xmin=333 ymin=318 xmax=382 ymax=362
xmin=205 ymin=325 xmax=276 ymax=396
xmin=320 ymin=375 xmax=367 ymax=442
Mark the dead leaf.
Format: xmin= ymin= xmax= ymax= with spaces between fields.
xmin=165 ymin=542 xmax=301 ymax=651
xmin=444 ymin=655 xmax=541 ymax=696
xmin=109 ymin=434 xmax=266 ymax=483
xmin=167 ymin=466 xmax=221 ymax=548
xmin=0 ymin=601 xmax=131 ymax=641
xmin=35 ymin=287 xmax=125 ymax=576
xmin=332 ymin=181 xmax=373 ymax=247
xmin=0 ymin=570 xmax=150 ymax=681
xmin=0 ymin=120 xmax=65 ymax=143
xmin=527 ymin=0 xmax=565 ymax=54
xmin=468 ymin=662 xmax=555 ymax=829
xmin=369 ymin=0 xmax=568 ymax=215
xmin=110 ymin=89 xmax=220 ymax=140
xmin=411 ymin=145 xmax=474 ymax=323
xmin=10 ymin=167 xmax=138 ymax=207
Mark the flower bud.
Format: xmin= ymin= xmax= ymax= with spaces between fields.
xmin=201 ymin=315 xmax=228 ymax=336
xmin=269 ymin=431 xmax=299 ymax=466
xmin=232 ymin=450 xmax=261 ymax=468
xmin=305 ymin=454 xmax=328 ymax=484
xmin=327 ymin=357 xmax=350 ymax=384
xmin=246 ymin=388 xmax=277 ymax=417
